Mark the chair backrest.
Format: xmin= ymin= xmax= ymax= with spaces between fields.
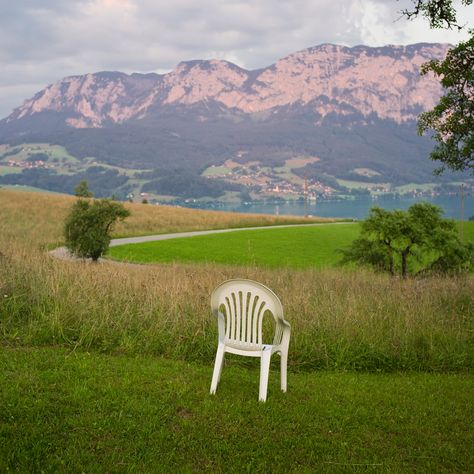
xmin=211 ymin=279 xmax=285 ymax=346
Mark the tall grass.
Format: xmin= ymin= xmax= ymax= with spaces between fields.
xmin=0 ymin=188 xmax=332 ymax=247
xmin=1 ymin=189 xmax=473 ymax=371
xmin=1 ymin=243 xmax=473 ymax=371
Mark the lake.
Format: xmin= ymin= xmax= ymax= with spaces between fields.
xmin=205 ymin=195 xmax=474 ymax=220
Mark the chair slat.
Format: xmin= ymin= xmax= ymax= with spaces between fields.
xmin=256 ymin=300 xmax=266 ymax=344
xmin=236 ymin=291 xmax=242 ymax=342
xmin=224 ymin=296 xmax=232 ymax=340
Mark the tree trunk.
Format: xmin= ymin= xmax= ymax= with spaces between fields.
xmin=401 ymin=248 xmax=409 ymax=278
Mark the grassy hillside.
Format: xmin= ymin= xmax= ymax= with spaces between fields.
xmin=0 ymin=188 xmax=332 ymax=247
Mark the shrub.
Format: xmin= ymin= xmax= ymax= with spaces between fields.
xmin=74 ymin=180 xmax=93 ymax=198
xmin=64 ymin=199 xmax=130 ymax=261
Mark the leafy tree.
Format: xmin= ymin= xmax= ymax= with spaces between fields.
xmin=75 ymin=180 xmax=93 ymax=198
xmin=418 ymin=34 xmax=474 ymax=172
xmin=340 ymin=203 xmax=474 ymax=277
xmin=400 ymin=0 xmax=474 ymax=173
xmin=64 ymin=199 xmax=130 ymax=261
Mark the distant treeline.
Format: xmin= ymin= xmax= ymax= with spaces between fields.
xmin=141 ymin=169 xmax=242 ymax=198
xmin=1 ymin=107 xmax=443 ymax=184
xmin=0 ymin=167 xmax=129 ymax=198
xmin=0 ymin=166 xmax=242 ymax=199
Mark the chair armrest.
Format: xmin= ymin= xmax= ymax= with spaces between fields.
xmin=216 ymin=311 xmax=226 ymax=341
xmin=280 ymin=321 xmax=291 ymax=348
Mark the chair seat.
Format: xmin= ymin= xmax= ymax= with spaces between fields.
xmin=224 ymin=341 xmax=279 ymax=357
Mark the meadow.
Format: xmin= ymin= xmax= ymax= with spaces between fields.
xmin=1 ymin=188 xmax=473 ymax=472
xmin=108 ymin=224 xmax=360 ymax=268
xmin=109 ymin=221 xmax=474 ymax=269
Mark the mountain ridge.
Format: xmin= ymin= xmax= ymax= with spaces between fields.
xmin=0 ymin=42 xmax=462 ymax=200
xmin=3 ymin=42 xmax=450 ymax=128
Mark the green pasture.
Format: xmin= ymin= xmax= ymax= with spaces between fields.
xmin=109 ymin=221 xmax=474 ymax=268
xmin=108 ymin=223 xmax=360 ymax=268
xmin=201 ymin=165 xmax=232 ymax=177
xmin=2 ymin=347 xmax=473 ymax=473
xmin=0 ymin=184 xmax=63 ymax=194
xmin=0 ymin=166 xmax=22 ymax=176
xmin=0 ymin=143 xmax=80 ymax=164
xmin=352 ymin=168 xmax=381 ymax=177
xmin=336 ymin=179 xmax=389 ymax=190
xmin=393 ymin=182 xmax=438 ymax=193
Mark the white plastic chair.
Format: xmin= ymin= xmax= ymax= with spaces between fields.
xmin=210 ymin=279 xmax=291 ymax=402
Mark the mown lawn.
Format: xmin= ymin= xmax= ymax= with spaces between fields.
xmin=1 ymin=346 xmax=473 ymax=473
xmin=108 ymin=221 xmax=474 ymax=269
xmin=108 ymin=223 xmax=360 ymax=268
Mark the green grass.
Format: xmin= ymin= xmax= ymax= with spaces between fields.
xmin=336 ymin=179 xmax=389 ymax=190
xmin=1 ymin=189 xmax=473 ymax=471
xmin=0 ymin=143 xmax=151 ymax=179
xmin=201 ymin=165 xmax=232 ymax=177
xmin=0 ymin=184 xmax=64 ymax=194
xmin=0 ymin=166 xmax=22 ymax=176
xmin=393 ymin=183 xmax=437 ymax=193
xmin=109 ymin=222 xmax=474 ymax=269
xmin=352 ymin=168 xmax=381 ymax=177
xmin=1 ymin=346 xmax=473 ymax=473
xmin=461 ymin=220 xmax=474 ymax=241
xmin=108 ymin=223 xmax=360 ymax=268
xmin=0 ymin=143 xmax=80 ymax=164
xmin=109 ymin=222 xmax=474 ymax=270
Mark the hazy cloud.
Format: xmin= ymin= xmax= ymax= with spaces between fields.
xmin=0 ymin=0 xmax=472 ymax=118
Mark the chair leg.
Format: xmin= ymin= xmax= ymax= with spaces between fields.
xmin=259 ymin=347 xmax=272 ymax=402
xmin=210 ymin=343 xmax=225 ymax=394
xmin=280 ymin=351 xmax=288 ymax=393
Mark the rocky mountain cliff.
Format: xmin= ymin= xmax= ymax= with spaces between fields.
xmin=0 ymin=43 xmax=454 ymax=191
xmin=5 ymin=43 xmax=448 ymax=128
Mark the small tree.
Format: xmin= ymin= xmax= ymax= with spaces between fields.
xmin=64 ymin=199 xmax=130 ymax=261
xmin=340 ymin=203 xmax=474 ymax=277
xmin=75 ymin=180 xmax=93 ymax=198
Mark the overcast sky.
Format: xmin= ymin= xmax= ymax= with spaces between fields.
xmin=0 ymin=0 xmax=473 ymax=118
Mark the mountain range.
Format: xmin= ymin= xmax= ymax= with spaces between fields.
xmin=0 ymin=43 xmax=457 ymax=199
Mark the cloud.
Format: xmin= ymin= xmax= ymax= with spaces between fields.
xmin=0 ymin=0 xmax=472 ymax=118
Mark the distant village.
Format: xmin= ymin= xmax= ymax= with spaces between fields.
xmin=5 ymin=158 xmax=53 ymax=170
xmin=2 ymin=146 xmax=472 ymax=204
xmin=210 ymin=169 xmax=322 ymax=198
xmin=202 ymin=159 xmax=431 ymax=202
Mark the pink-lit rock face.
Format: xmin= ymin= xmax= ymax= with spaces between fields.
xmin=10 ymin=72 xmax=160 ymax=127
xmin=8 ymin=43 xmax=450 ymax=127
